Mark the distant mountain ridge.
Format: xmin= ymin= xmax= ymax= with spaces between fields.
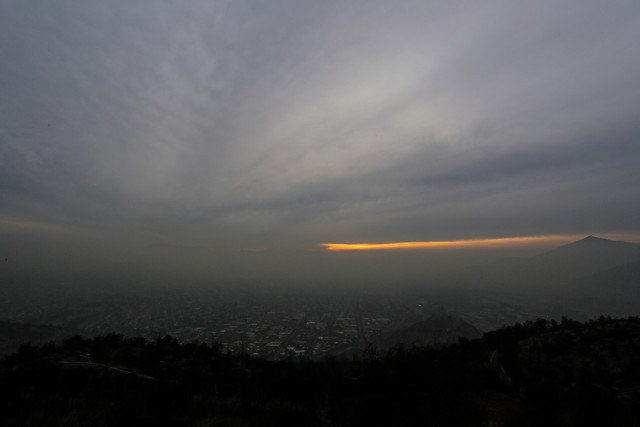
xmin=522 ymin=235 xmax=640 ymax=286
xmin=453 ymin=236 xmax=640 ymax=294
xmin=538 ymin=235 xmax=640 ymax=268
xmin=570 ymin=259 xmax=640 ymax=297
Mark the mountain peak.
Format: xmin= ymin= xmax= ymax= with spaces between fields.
xmin=574 ymin=235 xmax=608 ymax=244
xmin=552 ymin=235 xmax=640 ymax=253
xmin=546 ymin=236 xmax=610 ymax=252
xmin=542 ymin=232 xmax=640 ymax=260
xmin=565 ymin=235 xmax=640 ymax=249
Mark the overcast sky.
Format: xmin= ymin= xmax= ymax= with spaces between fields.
xmin=2 ymin=1 xmax=640 ymax=285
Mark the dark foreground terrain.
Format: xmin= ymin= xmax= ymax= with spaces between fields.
xmin=2 ymin=316 xmax=640 ymax=426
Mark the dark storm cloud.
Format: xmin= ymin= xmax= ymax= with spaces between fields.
xmin=1 ymin=0 xmax=640 ymax=272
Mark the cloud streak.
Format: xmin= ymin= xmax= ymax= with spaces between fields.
xmin=322 ymin=235 xmax=589 ymax=251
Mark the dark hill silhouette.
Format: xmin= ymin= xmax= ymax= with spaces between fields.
xmin=0 ymin=321 xmax=78 ymax=357
xmin=373 ymin=315 xmax=482 ymax=351
xmin=2 ymin=318 xmax=640 ymax=426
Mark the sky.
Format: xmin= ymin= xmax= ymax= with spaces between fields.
xmin=1 ymin=1 xmax=640 ymax=287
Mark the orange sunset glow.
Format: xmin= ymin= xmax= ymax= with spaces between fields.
xmin=321 ymin=235 xmax=591 ymax=251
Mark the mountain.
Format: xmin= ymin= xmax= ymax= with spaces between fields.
xmin=456 ymin=236 xmax=640 ymax=292
xmin=531 ymin=236 xmax=640 ymax=282
xmin=569 ymin=259 xmax=640 ymax=298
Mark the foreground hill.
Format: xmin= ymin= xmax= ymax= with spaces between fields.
xmin=372 ymin=315 xmax=483 ymax=351
xmin=0 ymin=321 xmax=78 ymax=358
xmin=2 ymin=317 xmax=640 ymax=426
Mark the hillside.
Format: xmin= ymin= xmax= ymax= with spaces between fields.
xmin=2 ymin=317 xmax=640 ymax=426
xmin=0 ymin=321 xmax=78 ymax=358
xmin=372 ymin=315 xmax=483 ymax=351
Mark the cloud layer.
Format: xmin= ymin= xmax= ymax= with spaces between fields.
xmin=2 ymin=1 xmax=640 ymax=284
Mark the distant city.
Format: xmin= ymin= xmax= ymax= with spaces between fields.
xmin=0 ymin=283 xmax=596 ymax=360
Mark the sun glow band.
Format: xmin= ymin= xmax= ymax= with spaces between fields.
xmin=321 ymin=235 xmax=586 ymax=251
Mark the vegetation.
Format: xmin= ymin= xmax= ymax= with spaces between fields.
xmin=2 ymin=317 xmax=640 ymax=426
